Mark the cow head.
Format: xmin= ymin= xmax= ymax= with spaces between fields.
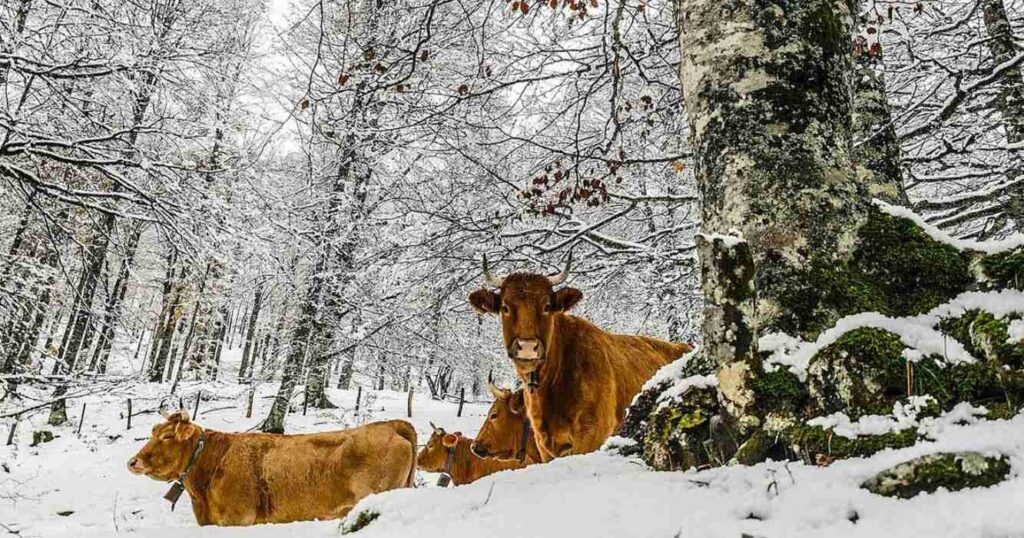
xmin=468 ymin=253 xmax=582 ymax=374
xmin=416 ymin=422 xmax=461 ymax=472
xmin=471 ymin=384 xmax=526 ymax=460
xmin=127 ymin=410 xmax=202 ymax=482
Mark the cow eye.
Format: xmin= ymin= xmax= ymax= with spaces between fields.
xmin=490 ymin=413 xmax=498 ymax=420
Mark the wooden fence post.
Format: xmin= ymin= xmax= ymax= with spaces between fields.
xmin=6 ymin=417 xmax=17 ymax=446
xmin=77 ymin=403 xmax=86 ymax=435
xmin=246 ymin=386 xmax=255 ymax=418
xmin=457 ymin=387 xmax=465 ymax=417
xmin=127 ymin=399 xmax=133 ymax=430
xmin=407 ymin=388 xmax=414 ymax=418
xmin=193 ymin=392 xmax=201 ymax=419
xmin=355 ymin=385 xmax=362 ymax=412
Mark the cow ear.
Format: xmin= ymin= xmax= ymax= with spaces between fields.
xmin=509 ymin=391 xmax=525 ymax=415
xmin=169 ymin=410 xmax=190 ymax=423
xmin=442 ymin=433 xmax=459 ymax=448
xmin=552 ymin=287 xmax=583 ymax=312
xmin=469 ymin=289 xmax=501 ymax=314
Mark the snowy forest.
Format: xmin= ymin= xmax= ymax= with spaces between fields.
xmin=2 ymin=0 xmax=1024 ymax=536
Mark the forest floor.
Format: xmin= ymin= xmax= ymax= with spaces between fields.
xmin=2 ymin=354 xmax=1023 ymax=537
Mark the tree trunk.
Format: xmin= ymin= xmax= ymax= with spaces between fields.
xmin=90 ymin=222 xmax=144 ymax=373
xmin=148 ymin=257 xmax=185 ymax=382
xmin=263 ymin=258 xmax=327 ymax=433
xmin=851 ymin=46 xmax=909 ymax=205
xmin=678 ymin=0 xmax=864 ymax=340
xmin=979 ymin=0 xmax=1024 ymax=236
xmin=238 ymin=280 xmax=265 ymax=382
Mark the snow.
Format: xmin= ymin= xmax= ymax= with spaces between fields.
xmin=807 ymin=401 xmax=991 ymax=442
xmin=762 ymin=289 xmax=1024 ymax=380
xmin=0 ymin=381 xmax=491 ymax=538
xmin=655 ymin=374 xmax=718 ymax=411
xmin=697 ymin=231 xmax=746 ymax=248
xmin=873 ymin=199 xmax=1024 ymax=254
xmin=5 ymin=374 xmax=1024 ymax=537
xmin=1010 ymin=319 xmax=1024 ymax=343
xmin=641 ymin=345 xmax=699 ymax=392
xmin=345 ymin=413 xmax=1024 ymax=538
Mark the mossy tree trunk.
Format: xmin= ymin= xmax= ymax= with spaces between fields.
xmin=851 ymin=47 xmax=909 ymax=205
xmin=677 ymin=0 xmax=865 ymax=339
xmin=624 ymin=0 xmax=1024 ymax=471
xmin=979 ymin=0 xmax=1024 ymax=236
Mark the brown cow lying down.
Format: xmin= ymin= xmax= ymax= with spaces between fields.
xmin=470 ymin=254 xmax=693 ymax=461
xmin=417 ymin=424 xmax=523 ymax=486
xmin=128 ymin=410 xmax=416 ymax=526
xmin=471 ymin=385 xmax=542 ymax=464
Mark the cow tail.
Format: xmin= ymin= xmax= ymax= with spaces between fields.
xmin=393 ymin=420 xmax=418 ymax=488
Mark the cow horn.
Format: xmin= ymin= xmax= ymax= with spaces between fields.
xmin=482 ymin=254 xmax=505 ymax=288
xmin=429 ymin=421 xmax=440 ymax=433
xmin=547 ymin=251 xmax=572 ymax=286
xmin=488 ymin=382 xmax=506 ymax=400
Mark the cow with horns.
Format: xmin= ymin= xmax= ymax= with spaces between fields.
xmin=127 ymin=410 xmax=417 ymax=526
xmin=469 ymin=254 xmax=693 ymax=461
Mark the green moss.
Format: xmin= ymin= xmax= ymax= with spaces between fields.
xmin=342 ymin=510 xmax=380 ymax=534
xmin=862 ymin=452 xmax=1011 ymax=499
xmin=940 ymin=310 xmax=1024 ymax=368
xmin=807 ymin=327 xmax=907 ymax=417
xmin=640 ymin=386 xmax=720 ymax=471
xmin=784 ymin=423 xmax=919 ymax=462
xmin=733 ymin=429 xmax=773 ymax=465
xmin=980 ymin=248 xmax=1024 ymax=290
xmin=755 ymin=367 xmax=809 ymax=414
xmin=774 ymin=209 xmax=973 ymax=338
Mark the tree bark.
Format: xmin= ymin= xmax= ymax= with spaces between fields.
xmin=89 ymin=222 xmax=144 ymax=373
xmin=238 ymin=280 xmax=265 ymax=382
xmin=677 ymin=0 xmax=864 ymax=338
xmin=851 ymin=48 xmax=909 ymax=205
xmin=979 ymin=0 xmax=1024 ymax=236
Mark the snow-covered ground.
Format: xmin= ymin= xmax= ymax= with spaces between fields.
xmin=4 ymin=339 xmax=1024 ymax=538
xmin=0 ymin=381 xmax=489 ymax=537
xmin=4 ymin=375 xmax=1024 ymax=538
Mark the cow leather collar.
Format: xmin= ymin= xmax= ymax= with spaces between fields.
xmin=436 ymin=444 xmax=456 ymax=487
xmin=517 ymin=416 xmax=532 ymax=463
xmin=164 ymin=429 xmax=206 ymax=510
xmin=528 ymin=370 xmax=540 ymax=391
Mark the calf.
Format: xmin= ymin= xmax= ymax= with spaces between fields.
xmin=128 ymin=410 xmax=416 ymax=526
xmin=471 ymin=385 xmax=542 ymax=464
xmin=416 ymin=424 xmax=523 ymax=485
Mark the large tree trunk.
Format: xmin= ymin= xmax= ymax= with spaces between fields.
xmin=679 ymin=0 xmax=864 ymax=339
xmin=979 ymin=0 xmax=1024 ymax=236
xmin=623 ymin=0 xmax=1024 ymax=472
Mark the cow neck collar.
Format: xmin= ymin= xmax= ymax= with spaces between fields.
xmin=164 ymin=428 xmax=206 ymax=510
xmin=437 ymin=440 xmax=458 ymax=487
xmin=526 ymin=314 xmax=566 ymax=393
xmin=517 ymin=416 xmax=532 ymax=463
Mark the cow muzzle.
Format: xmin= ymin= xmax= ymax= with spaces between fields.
xmin=470 ymin=441 xmax=489 ymax=458
xmin=509 ymin=338 xmax=544 ymax=361
xmin=127 ymin=457 xmax=147 ymax=475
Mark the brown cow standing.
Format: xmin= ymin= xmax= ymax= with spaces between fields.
xmin=416 ymin=425 xmax=523 ymax=485
xmin=471 ymin=385 xmax=542 ymax=464
xmin=128 ymin=411 xmax=416 ymax=526
xmin=469 ymin=254 xmax=693 ymax=461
